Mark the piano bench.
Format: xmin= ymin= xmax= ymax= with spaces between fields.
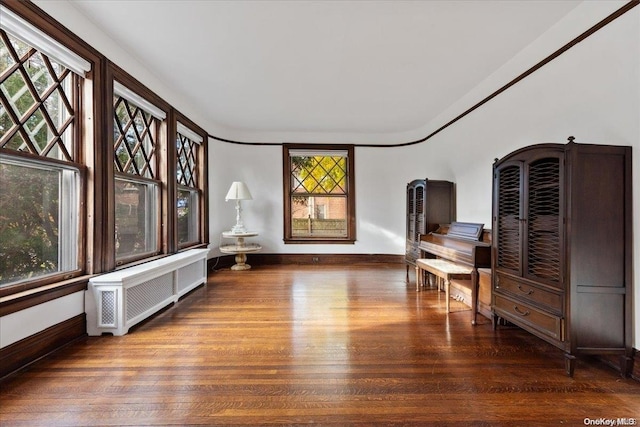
xmin=415 ymin=258 xmax=473 ymax=314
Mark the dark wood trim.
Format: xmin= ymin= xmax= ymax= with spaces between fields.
xmin=0 ymin=277 xmax=88 ymax=316
xmin=0 ymin=1 xmax=208 ymax=295
xmin=253 ymin=253 xmax=404 ymax=265
xmin=0 ymin=314 xmax=86 ymax=379
xmin=207 ymin=1 xmax=640 ymax=148
xmin=107 ymin=60 xmax=172 ymax=269
xmin=198 ymin=130 xmax=209 ymax=250
xmin=108 ymin=62 xmax=171 ymax=117
xmin=368 ymin=0 xmax=640 ymax=149
xmin=164 ymin=110 xmax=177 ymax=254
xmin=0 ymin=268 xmax=85 ymax=299
xmin=0 ymin=0 xmax=103 ymax=62
xmin=623 ymin=145 xmax=634 ymax=370
xmin=209 ymin=253 xmax=404 ymax=271
xmin=173 ymin=110 xmax=209 ymax=250
xmin=102 ymin=63 xmax=118 ymax=271
xmin=0 ymin=0 xmax=107 ymax=289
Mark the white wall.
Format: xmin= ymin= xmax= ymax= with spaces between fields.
xmin=28 ymin=0 xmax=640 ymax=349
xmin=0 ymin=292 xmax=84 ymax=347
xmin=210 ymin=0 xmax=638 ymax=253
xmin=209 ymin=2 xmax=639 ymax=348
xmin=209 ymin=141 xmax=413 ymax=255
xmin=424 ymin=1 xmax=639 ymax=347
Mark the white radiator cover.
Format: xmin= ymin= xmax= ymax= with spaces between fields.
xmin=86 ymin=249 xmax=209 ymax=336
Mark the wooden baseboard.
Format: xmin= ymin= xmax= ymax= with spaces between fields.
xmin=0 ymin=314 xmax=86 ymax=379
xmin=210 ymin=253 xmax=405 ymax=271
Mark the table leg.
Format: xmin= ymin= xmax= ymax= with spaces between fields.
xmin=471 ymin=269 xmax=479 ymax=325
xmin=415 ymin=265 xmax=420 ymax=291
xmin=445 ymin=277 xmax=450 ymax=313
xmin=231 ymin=253 xmax=251 ymax=271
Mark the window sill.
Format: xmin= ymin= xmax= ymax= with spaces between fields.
xmin=0 ymin=276 xmax=90 ymax=316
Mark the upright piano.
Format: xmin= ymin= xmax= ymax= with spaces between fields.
xmin=418 ymin=222 xmax=491 ymax=324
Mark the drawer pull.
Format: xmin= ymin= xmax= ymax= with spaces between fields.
xmin=513 ymin=305 xmax=530 ymax=316
xmin=517 ymin=285 xmax=533 ymax=295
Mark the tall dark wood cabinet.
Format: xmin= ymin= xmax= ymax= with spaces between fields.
xmin=491 ymin=137 xmax=632 ymax=377
xmin=406 ymin=179 xmax=455 ymax=275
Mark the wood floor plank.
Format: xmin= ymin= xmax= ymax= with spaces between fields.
xmin=1 ymin=264 xmax=638 ymax=426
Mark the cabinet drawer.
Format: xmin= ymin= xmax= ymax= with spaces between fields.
xmin=495 ymin=274 xmax=563 ymax=313
xmin=493 ymin=294 xmax=563 ymax=341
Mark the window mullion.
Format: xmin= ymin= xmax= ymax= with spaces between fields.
xmin=41 ymin=114 xmax=74 ymax=161
xmin=0 ymin=90 xmax=40 ymax=153
xmin=42 ymin=57 xmax=74 ymax=113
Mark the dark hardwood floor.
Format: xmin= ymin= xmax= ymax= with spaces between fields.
xmin=1 ymin=263 xmax=638 ymax=426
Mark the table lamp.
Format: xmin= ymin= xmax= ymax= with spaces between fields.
xmin=225 ymin=181 xmax=252 ymax=233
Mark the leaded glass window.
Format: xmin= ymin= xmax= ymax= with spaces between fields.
xmin=0 ymin=27 xmax=82 ymax=287
xmin=176 ymin=123 xmax=201 ymax=246
xmin=113 ymin=85 xmax=162 ymax=261
xmin=284 ymin=145 xmax=355 ymax=243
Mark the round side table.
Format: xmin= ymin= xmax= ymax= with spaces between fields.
xmin=220 ymin=231 xmax=262 ymax=270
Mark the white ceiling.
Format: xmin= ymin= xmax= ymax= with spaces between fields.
xmin=65 ymin=0 xmax=582 ymax=141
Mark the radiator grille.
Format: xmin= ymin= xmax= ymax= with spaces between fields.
xmin=100 ymin=290 xmax=116 ymax=326
xmin=126 ymin=274 xmax=173 ymax=321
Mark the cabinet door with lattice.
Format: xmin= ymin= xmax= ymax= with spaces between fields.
xmin=524 ymin=155 xmax=564 ymax=290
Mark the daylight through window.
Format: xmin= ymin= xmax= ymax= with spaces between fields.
xmin=113 ymin=85 xmax=163 ymax=261
xmin=283 ymin=145 xmax=355 ymax=243
xmin=176 ymin=122 xmax=202 ymax=247
xmin=0 ymin=26 xmax=83 ymax=287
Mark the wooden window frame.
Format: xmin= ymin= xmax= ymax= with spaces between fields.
xmin=174 ymin=112 xmax=208 ymax=251
xmin=283 ymin=144 xmax=356 ymax=244
xmin=105 ymin=64 xmax=169 ymax=269
xmin=0 ymin=1 xmax=209 ymax=309
xmin=0 ymin=4 xmax=95 ymax=297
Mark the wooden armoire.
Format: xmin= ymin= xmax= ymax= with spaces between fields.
xmin=405 ymin=179 xmax=455 ymax=276
xmin=491 ymin=137 xmax=632 ymax=377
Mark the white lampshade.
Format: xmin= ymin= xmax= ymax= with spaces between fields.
xmin=225 ymin=181 xmax=252 ymax=201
